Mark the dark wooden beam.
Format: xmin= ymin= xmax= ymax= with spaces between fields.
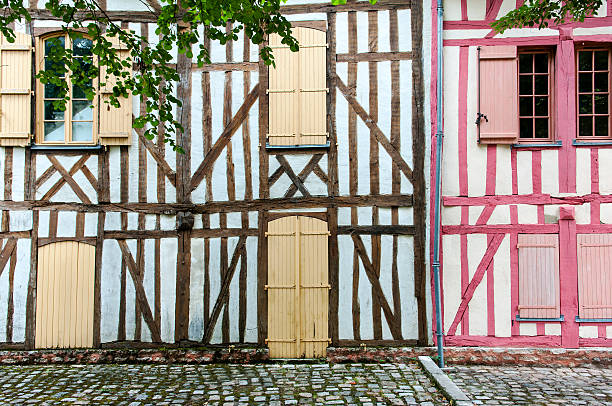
xmin=0 ymin=193 xmax=413 ymax=214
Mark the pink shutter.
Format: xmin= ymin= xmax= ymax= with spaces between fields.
xmin=577 ymin=234 xmax=612 ymax=319
xmin=517 ymin=234 xmax=560 ymax=318
xmin=479 ymin=45 xmax=518 ymax=144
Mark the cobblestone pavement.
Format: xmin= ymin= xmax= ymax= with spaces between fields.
xmin=0 ymin=363 xmax=449 ymax=405
xmin=447 ymin=365 xmax=612 ymax=405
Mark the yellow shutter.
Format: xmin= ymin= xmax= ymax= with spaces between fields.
xmin=0 ymin=32 xmax=32 ymax=146
xmin=35 ymin=241 xmax=95 ymax=349
xmin=268 ymin=27 xmax=327 ymax=146
xmin=267 ymin=215 xmax=329 ymax=358
xmin=99 ymin=34 xmax=132 ymax=146
xmin=297 ymin=28 xmax=327 ymax=145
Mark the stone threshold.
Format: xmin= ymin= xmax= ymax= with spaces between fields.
xmin=0 ymin=346 xmax=608 ymax=366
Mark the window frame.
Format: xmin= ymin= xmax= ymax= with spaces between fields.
xmin=575 ymin=46 xmax=612 ymax=141
xmin=35 ymin=32 xmax=98 ymax=146
xmin=517 ymin=48 xmax=556 ymax=143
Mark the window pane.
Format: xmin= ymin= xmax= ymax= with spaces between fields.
xmin=520 ymin=118 xmax=533 ymax=138
xmin=44 ymin=36 xmax=65 ymax=55
xmin=594 ymin=94 xmax=609 ymax=115
xmin=44 ymin=59 xmax=66 ymax=77
xmin=534 ymin=96 xmax=548 ymax=116
xmin=580 ymin=116 xmax=593 ymax=137
xmin=534 ymin=75 xmax=548 ymax=95
xmin=44 ymin=121 xmax=65 ymax=141
xmin=594 ymin=51 xmax=608 ymax=71
xmin=519 ymin=75 xmax=532 ymax=95
xmin=534 ymin=53 xmax=548 ymax=73
xmin=579 ymin=73 xmax=593 ymax=93
xmin=594 ymin=72 xmax=608 ymax=92
xmin=519 ymin=54 xmax=533 ymax=73
xmin=520 ymin=97 xmax=533 ymax=116
xmin=72 ymin=100 xmax=93 ymax=121
xmin=72 ymin=122 xmax=93 ymax=142
xmin=595 ymin=116 xmax=609 ymax=137
xmin=579 ymin=51 xmax=593 ymax=71
xmin=44 ymin=83 xmax=63 ymax=99
xmin=44 ymin=101 xmax=64 ymax=121
xmin=73 ymin=37 xmax=93 ymax=56
xmin=72 ymin=84 xmax=91 ymax=100
xmin=579 ymin=94 xmax=593 ymax=114
xmin=534 ymin=118 xmax=548 ymax=138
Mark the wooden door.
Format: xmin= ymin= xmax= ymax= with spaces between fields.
xmin=267 ymin=216 xmax=329 ymax=358
xmin=35 ymin=241 xmax=95 ymax=349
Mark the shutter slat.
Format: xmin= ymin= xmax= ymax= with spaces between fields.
xmin=0 ymin=32 xmax=32 ymax=146
xmin=517 ymin=234 xmax=560 ymax=319
xmin=479 ymin=45 xmax=518 ymax=145
xmin=99 ymin=34 xmax=132 ymax=146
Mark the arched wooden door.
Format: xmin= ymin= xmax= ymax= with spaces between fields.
xmin=266 ymin=216 xmax=330 ymax=358
xmin=35 ymin=241 xmax=95 ymax=349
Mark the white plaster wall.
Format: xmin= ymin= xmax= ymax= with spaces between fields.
xmin=467 ymin=234 xmax=487 ymax=336
xmin=579 ymin=325 xmax=598 ymax=338
xmin=442 ymin=234 xmax=461 ymax=333
xmin=442 ymin=46 xmax=460 ymax=196
xmin=493 ymin=235 xmax=511 ymax=337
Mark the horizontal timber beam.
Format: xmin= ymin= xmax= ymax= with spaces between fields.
xmin=336 ymin=52 xmax=412 ymax=63
xmin=338 ymin=225 xmax=415 ymax=235
xmin=0 ymin=194 xmax=413 ymax=215
xmin=104 ymin=228 xmax=258 ymax=239
xmin=22 ymin=0 xmax=409 ymax=23
xmin=442 ymin=224 xmax=559 ymax=234
xmin=443 ymin=193 xmax=612 ymax=207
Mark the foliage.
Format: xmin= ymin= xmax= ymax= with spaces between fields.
xmin=492 ymin=0 xmax=604 ymax=33
xmin=0 ymin=0 xmax=301 ymax=150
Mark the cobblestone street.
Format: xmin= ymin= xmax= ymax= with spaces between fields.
xmin=0 ymin=363 xmax=448 ymax=405
xmin=447 ymin=365 xmax=612 ymax=405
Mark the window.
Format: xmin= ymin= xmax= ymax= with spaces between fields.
xmin=36 ymin=34 xmax=97 ymax=145
xmin=577 ymin=49 xmax=611 ymax=139
xmin=267 ymin=26 xmax=328 ymax=147
xmin=577 ymin=234 xmax=612 ymax=320
xmin=518 ymin=51 xmax=553 ymax=141
xmin=517 ymin=234 xmax=561 ymax=320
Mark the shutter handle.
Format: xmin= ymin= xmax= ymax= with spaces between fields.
xmin=475 ymin=112 xmax=488 ymax=126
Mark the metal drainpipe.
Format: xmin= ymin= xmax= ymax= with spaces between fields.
xmin=432 ymin=0 xmax=445 ymax=368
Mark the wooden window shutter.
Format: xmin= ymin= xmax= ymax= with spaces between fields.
xmin=517 ymin=234 xmax=560 ymax=318
xmin=577 ymin=234 xmax=612 ymax=319
xmin=478 ymin=45 xmax=518 ymax=144
xmin=0 ymin=32 xmax=33 ymax=146
xmin=266 ymin=216 xmax=329 ymax=358
xmin=268 ymin=27 xmax=327 ymax=146
xmin=98 ymin=35 xmax=132 ymax=146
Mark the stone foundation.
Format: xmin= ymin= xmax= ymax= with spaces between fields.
xmin=0 ymin=346 xmax=609 ymax=366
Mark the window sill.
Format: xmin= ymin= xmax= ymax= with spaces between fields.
xmin=30 ymin=144 xmax=104 ymax=151
xmin=511 ymin=141 xmax=562 ymax=149
xmin=572 ymin=139 xmax=612 ymax=147
xmin=266 ymin=142 xmax=330 ymax=151
xmin=575 ymin=316 xmax=612 ymax=323
xmin=515 ymin=315 xmax=564 ymax=322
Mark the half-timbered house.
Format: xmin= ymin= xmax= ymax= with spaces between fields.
xmin=0 ymin=0 xmax=429 ymax=357
xmin=435 ymin=0 xmax=612 ymax=348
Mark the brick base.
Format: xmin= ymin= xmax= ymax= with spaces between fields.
xmin=0 ymin=346 xmax=609 ymax=366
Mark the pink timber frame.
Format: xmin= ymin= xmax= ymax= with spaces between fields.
xmin=431 ymin=0 xmax=612 ymax=348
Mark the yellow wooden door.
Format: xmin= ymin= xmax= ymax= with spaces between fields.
xmin=267 ymin=216 xmax=329 ymax=358
xmin=35 ymin=241 xmax=95 ymax=349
